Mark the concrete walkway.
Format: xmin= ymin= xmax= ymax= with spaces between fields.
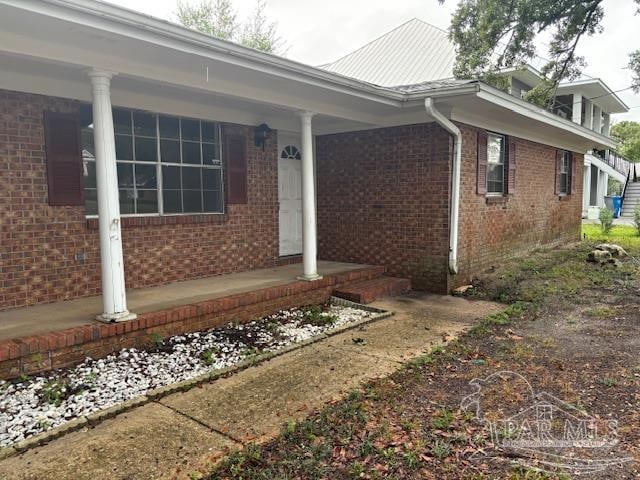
xmin=0 ymin=293 xmax=503 ymax=480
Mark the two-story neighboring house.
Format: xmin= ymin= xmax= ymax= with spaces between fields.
xmin=322 ymin=18 xmax=634 ymax=219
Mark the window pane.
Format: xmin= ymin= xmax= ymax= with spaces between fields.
xmin=137 ymin=189 xmax=158 ymax=213
xmin=159 ymin=116 xmax=180 ymax=139
xmin=487 ymin=164 xmax=504 ymax=193
xmin=202 ymin=143 xmax=220 ymax=165
xmin=83 ymin=160 xmax=96 ymax=189
xmin=162 ymin=165 xmax=181 ymax=190
xmin=182 ymin=141 xmax=201 ymax=164
xmin=85 ymin=188 xmax=98 ymax=215
xmin=160 ymin=139 xmax=180 ymax=163
xmin=163 ymin=190 xmax=182 ymax=213
xmin=202 ymin=168 xmax=221 ymax=190
xmin=487 ymin=135 xmax=504 ymax=165
xmin=117 ymin=163 xmax=134 ymax=188
xmin=133 ymin=112 xmax=156 ymax=137
xmin=182 ymin=167 xmax=201 ymax=190
xmin=115 ymin=134 xmax=133 ymax=160
xmin=560 ymin=173 xmax=568 ymax=194
xmin=113 ymin=109 xmax=131 ymax=135
xmin=135 ymin=137 xmax=157 ymax=162
xmin=201 ymin=122 xmax=218 ymax=143
xmin=135 ymin=164 xmax=157 ymax=189
xmin=181 ymin=119 xmax=200 ymax=141
xmin=119 ymin=189 xmax=136 ymax=214
xmin=204 ymin=190 xmax=222 ymax=212
xmin=183 ymin=190 xmax=202 ymax=213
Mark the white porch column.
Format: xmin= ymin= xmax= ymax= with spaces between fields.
xmin=298 ymin=112 xmax=321 ymax=281
xmin=603 ymin=113 xmax=611 ymax=137
xmin=583 ymin=99 xmax=593 ymax=130
xmin=89 ymin=70 xmax=136 ymax=322
xmin=572 ymin=94 xmax=582 ymax=125
xmin=593 ymin=105 xmax=602 ymax=133
xmin=583 ymin=165 xmax=591 ymax=216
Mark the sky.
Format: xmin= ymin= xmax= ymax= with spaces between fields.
xmin=107 ymin=0 xmax=640 ymax=122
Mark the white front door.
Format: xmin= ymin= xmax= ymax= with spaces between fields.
xmin=278 ymin=133 xmax=303 ymax=256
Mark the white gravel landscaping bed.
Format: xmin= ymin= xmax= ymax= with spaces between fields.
xmin=0 ymin=303 xmax=376 ymax=448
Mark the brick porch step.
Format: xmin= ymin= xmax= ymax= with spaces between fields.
xmin=333 ymin=276 xmax=411 ymax=304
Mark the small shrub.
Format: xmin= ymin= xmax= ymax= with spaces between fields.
xmin=634 ymin=205 xmax=640 ymax=236
xmin=41 ymin=380 xmax=69 ymax=406
xmin=599 ymin=207 xmax=614 ymax=234
xmin=200 ymin=346 xmax=220 ymax=366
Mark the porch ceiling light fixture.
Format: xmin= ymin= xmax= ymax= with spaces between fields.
xmin=254 ymin=123 xmax=272 ymax=151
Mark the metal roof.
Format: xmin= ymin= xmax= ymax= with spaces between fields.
xmin=321 ymin=18 xmax=455 ymax=87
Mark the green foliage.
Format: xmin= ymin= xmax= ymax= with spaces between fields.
xmin=634 ymin=205 xmax=640 ymax=236
xmin=611 ymin=121 xmax=640 ymax=162
xmin=431 ymin=408 xmax=455 ymax=430
xmin=608 ymin=177 xmax=623 ymax=196
xmin=175 ymin=0 xmax=284 ymax=54
xmin=599 ymin=207 xmax=614 ymax=234
xmin=151 ymin=332 xmax=164 ymax=349
xmin=200 ymin=346 xmax=220 ymax=366
xmin=41 ymin=380 xmax=69 ymax=407
xmin=301 ymin=305 xmax=336 ymax=327
xmin=440 ymin=0 xmax=640 ymax=109
xmin=176 ymin=0 xmax=236 ymax=41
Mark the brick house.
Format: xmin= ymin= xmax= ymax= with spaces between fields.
xmin=0 ymin=1 xmax=615 ymax=374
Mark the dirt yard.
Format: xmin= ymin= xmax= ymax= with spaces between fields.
xmin=207 ymin=232 xmax=640 ymax=479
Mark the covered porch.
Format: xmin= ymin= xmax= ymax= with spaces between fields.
xmin=0 ymin=261 xmax=385 ymax=378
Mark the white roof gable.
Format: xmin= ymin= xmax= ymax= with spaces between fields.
xmin=321 ymin=18 xmax=455 ymax=87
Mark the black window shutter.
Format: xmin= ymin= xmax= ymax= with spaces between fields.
xmin=477 ymin=130 xmax=488 ymax=195
xmin=44 ymin=111 xmax=84 ymax=206
xmin=555 ymin=150 xmax=562 ymax=195
xmin=224 ymin=134 xmax=247 ymax=204
xmin=506 ymin=137 xmax=517 ymax=195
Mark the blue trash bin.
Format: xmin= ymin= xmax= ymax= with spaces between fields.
xmin=612 ymin=196 xmax=622 ymax=218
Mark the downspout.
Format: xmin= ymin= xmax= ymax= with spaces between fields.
xmin=424 ymin=98 xmax=461 ymax=275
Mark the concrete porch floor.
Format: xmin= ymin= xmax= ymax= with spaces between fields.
xmin=0 ymin=261 xmax=367 ymax=343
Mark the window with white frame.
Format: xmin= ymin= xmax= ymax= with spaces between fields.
xmin=487 ymin=133 xmax=506 ymax=194
xmin=559 ymin=150 xmax=571 ymax=195
xmin=80 ymin=105 xmax=223 ymax=216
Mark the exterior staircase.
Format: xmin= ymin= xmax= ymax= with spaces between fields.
xmin=621 ymin=181 xmax=640 ymax=218
xmin=333 ymin=276 xmax=411 ymax=304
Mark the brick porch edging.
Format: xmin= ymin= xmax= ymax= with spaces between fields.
xmin=0 ymin=266 xmax=385 ymax=379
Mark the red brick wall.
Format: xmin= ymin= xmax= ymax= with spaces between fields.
xmin=316 ymin=122 xmax=583 ymax=293
xmin=316 ymin=124 xmax=453 ymax=293
xmin=0 ymin=89 xmax=279 ymax=310
xmin=453 ymin=124 xmax=584 ymax=288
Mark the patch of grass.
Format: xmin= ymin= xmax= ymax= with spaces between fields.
xmin=583 ymin=224 xmax=640 ymax=250
xmin=585 ymin=306 xmax=617 ymax=318
xmin=468 ymin=302 xmax=526 ymax=336
xmin=430 ymin=439 xmax=451 ymax=459
xmin=601 ymin=377 xmax=617 ymax=387
xmin=431 ymin=408 xmax=455 ymax=430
